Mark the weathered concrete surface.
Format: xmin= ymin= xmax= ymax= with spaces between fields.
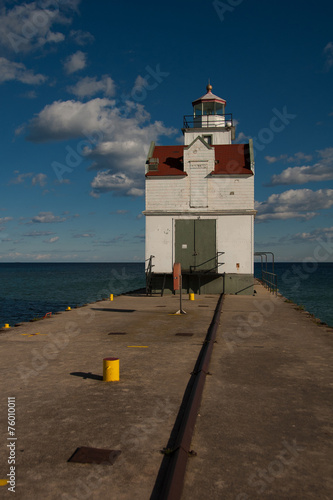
xmin=182 ymin=283 xmax=333 ymax=499
xmin=0 ymin=292 xmax=219 ymax=500
xmin=1 ymin=283 xmax=333 ymax=500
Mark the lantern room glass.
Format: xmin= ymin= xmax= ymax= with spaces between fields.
xmin=194 ymin=103 xmax=202 ymax=116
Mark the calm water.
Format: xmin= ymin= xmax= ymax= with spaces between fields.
xmin=0 ymin=262 xmax=332 ymax=327
xmin=254 ymin=262 xmax=333 ymax=327
xmin=0 ymin=263 xmax=145 ymax=326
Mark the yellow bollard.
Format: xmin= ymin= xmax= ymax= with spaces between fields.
xmin=103 ymin=357 xmax=119 ymax=382
xmin=110 ymin=294 xmax=113 ymax=301
xmin=4 ymin=324 xmax=10 ymax=329
xmin=189 ymin=293 xmax=195 ymax=301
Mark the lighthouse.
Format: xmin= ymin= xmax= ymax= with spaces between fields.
xmin=144 ymin=84 xmax=255 ymax=295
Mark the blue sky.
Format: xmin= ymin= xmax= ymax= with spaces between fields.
xmin=0 ymin=0 xmax=332 ymax=262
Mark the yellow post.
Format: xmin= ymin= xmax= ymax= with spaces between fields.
xmin=103 ymin=357 xmax=119 ymax=382
xmin=189 ymin=293 xmax=195 ymax=301
xmin=4 ymin=324 xmax=10 ymax=329
xmin=110 ymin=294 xmax=113 ymax=301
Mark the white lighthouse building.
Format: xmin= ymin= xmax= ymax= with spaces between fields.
xmin=144 ymin=84 xmax=255 ymax=295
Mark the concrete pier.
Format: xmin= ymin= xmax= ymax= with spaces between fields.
xmin=0 ymin=283 xmax=332 ymax=499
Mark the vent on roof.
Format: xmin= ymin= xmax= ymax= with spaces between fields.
xmin=148 ymin=157 xmax=159 ymax=171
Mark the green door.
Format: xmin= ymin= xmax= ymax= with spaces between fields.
xmin=175 ymin=220 xmax=216 ymax=272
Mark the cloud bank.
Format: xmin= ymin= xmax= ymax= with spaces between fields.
xmin=22 ymin=94 xmax=177 ymax=196
xmin=255 ymin=188 xmax=333 ymax=221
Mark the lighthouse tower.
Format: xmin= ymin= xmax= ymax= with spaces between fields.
xmin=144 ymin=84 xmax=255 ymax=295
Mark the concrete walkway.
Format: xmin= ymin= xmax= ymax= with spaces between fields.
xmin=182 ymin=283 xmax=333 ymax=499
xmin=1 ymin=284 xmax=332 ymax=499
xmin=0 ymin=291 xmax=219 ymax=500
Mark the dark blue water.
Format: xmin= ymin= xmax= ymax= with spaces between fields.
xmin=0 ymin=263 xmax=145 ymax=326
xmin=254 ymin=262 xmax=333 ymax=327
xmin=0 ymin=262 xmax=332 ymax=328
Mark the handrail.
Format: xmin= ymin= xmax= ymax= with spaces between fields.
xmin=261 ymin=270 xmax=278 ymax=295
xmin=254 ymin=251 xmax=277 ymax=294
xmin=183 ymin=113 xmax=233 ymax=129
xmin=145 ymin=255 xmax=155 ymax=295
xmin=190 ymin=252 xmax=224 ymax=274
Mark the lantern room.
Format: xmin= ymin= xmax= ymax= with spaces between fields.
xmin=183 ymin=84 xmax=235 ymax=146
xmin=192 ymin=83 xmax=226 ymax=128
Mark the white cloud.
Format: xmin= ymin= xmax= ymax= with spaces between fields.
xmin=9 ymin=172 xmax=33 ymax=184
xmin=9 ymin=171 xmax=47 ymax=187
xmin=287 ymin=226 xmax=333 ymax=243
xmin=265 ymin=152 xmax=313 ymax=164
xmin=235 ymin=131 xmax=251 ymax=143
xmin=0 ymin=216 xmax=13 ymax=224
xmin=23 ymin=96 xmax=176 ymax=196
xmin=133 ymin=75 xmax=148 ymax=90
xmin=255 ymin=188 xmax=333 ymax=221
xmin=30 ymin=211 xmax=69 ymax=223
xmin=265 ymin=154 xmax=288 ymax=164
xmin=73 ymin=233 xmax=94 ymax=238
xmin=44 ymin=236 xmax=59 ymax=243
xmin=32 ymin=173 xmax=47 ymax=187
xmin=63 ymin=50 xmax=86 ymax=74
xmin=268 ymin=148 xmax=333 ymax=186
xmin=67 ymin=75 xmax=116 ymax=98
xmin=90 ymin=171 xmax=136 ymax=197
xmin=0 ymin=57 xmax=46 ymax=84
xmin=127 ymin=187 xmax=144 ymax=196
xmin=25 ymin=98 xmax=114 ymax=142
xmin=0 ymin=1 xmax=79 ymax=53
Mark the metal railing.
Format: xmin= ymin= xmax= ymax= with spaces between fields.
xmin=190 ymin=252 xmax=224 ymax=274
xmin=183 ymin=113 xmax=233 ymax=129
xmin=262 ymin=270 xmax=278 ymax=295
xmin=145 ymin=255 xmax=154 ymax=296
xmin=254 ymin=252 xmax=277 ymax=295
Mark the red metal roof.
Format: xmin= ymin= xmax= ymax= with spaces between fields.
xmin=213 ymin=144 xmax=252 ymax=175
xmin=146 ymin=144 xmax=252 ymax=176
xmin=146 ymin=145 xmax=186 ymax=176
xmin=192 ymin=90 xmax=226 ymax=106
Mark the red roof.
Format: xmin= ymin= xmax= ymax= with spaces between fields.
xmin=146 ymin=144 xmax=252 ymax=176
xmin=146 ymin=145 xmax=186 ymax=176
xmin=213 ymin=144 xmax=252 ymax=175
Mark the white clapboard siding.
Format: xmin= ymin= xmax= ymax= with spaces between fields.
xmin=190 ymin=163 xmax=208 ymax=207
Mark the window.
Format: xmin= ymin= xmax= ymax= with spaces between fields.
xmin=203 ymin=135 xmax=212 ymax=145
xmin=194 ymin=103 xmax=202 ymax=116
